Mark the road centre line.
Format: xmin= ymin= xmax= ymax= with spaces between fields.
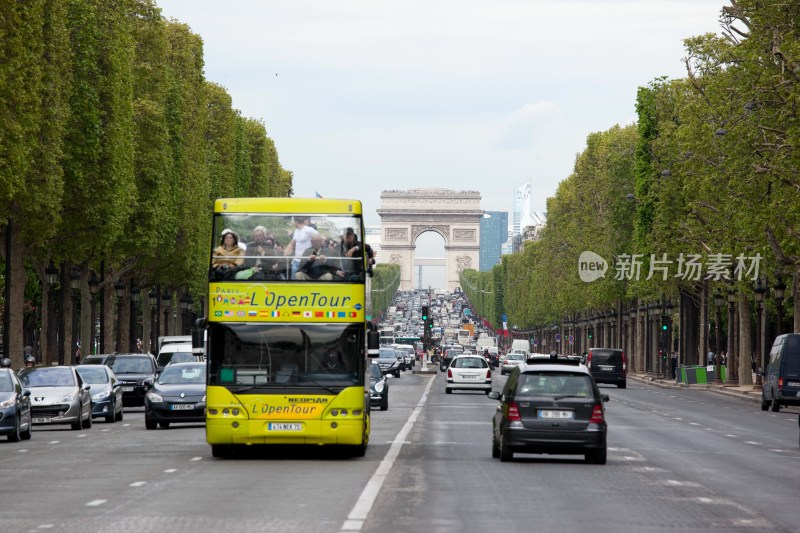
xmin=164 ymin=469 xmax=177 ymax=473
xmin=341 ymin=375 xmax=435 ymax=532
xmin=129 ymin=481 xmax=147 ymax=487
xmin=85 ymin=499 xmax=106 ymax=506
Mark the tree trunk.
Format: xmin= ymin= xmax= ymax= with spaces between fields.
xmin=102 ymin=283 xmax=114 ymax=354
xmin=738 ymin=295 xmax=752 ymax=385
xmin=1 ymin=222 xmax=26 ymax=368
xmin=794 ymin=266 xmax=800 ymax=333
xmin=80 ymin=273 xmax=91 ymax=358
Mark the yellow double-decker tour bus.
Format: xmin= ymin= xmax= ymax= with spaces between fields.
xmin=200 ymin=198 xmax=375 ymax=458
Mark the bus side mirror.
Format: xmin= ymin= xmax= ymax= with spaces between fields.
xmin=367 ymin=330 xmax=380 ymax=358
xmin=192 ymin=318 xmax=207 ymax=356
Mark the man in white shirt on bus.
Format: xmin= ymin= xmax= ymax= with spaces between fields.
xmin=284 ymin=216 xmax=316 ymax=279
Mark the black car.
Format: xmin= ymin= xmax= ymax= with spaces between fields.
xmin=81 ymin=354 xmax=111 ymax=366
xmin=105 ymin=353 xmax=158 ymax=407
xmin=0 ymin=369 xmax=32 ymax=441
xmin=489 ymin=357 xmax=608 ymax=463
xmin=440 ymin=346 xmax=463 ymax=372
xmin=144 ymin=362 xmax=206 ymax=429
xmin=585 ymin=348 xmax=627 ymax=388
xmin=369 ymin=362 xmax=389 ymax=411
xmin=376 ymin=348 xmax=403 ymax=378
xmin=76 ymin=365 xmax=124 ymax=423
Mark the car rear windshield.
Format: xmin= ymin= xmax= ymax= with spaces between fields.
xmin=76 ymin=367 xmax=109 ymax=384
xmin=157 ymin=351 xmax=195 ymax=367
xmin=0 ymin=372 xmax=13 ymax=392
xmin=591 ymin=350 xmax=622 ymax=365
xmin=518 ymin=372 xmax=593 ymax=397
xmin=508 ymin=353 xmax=526 ymax=361
xmin=158 ymin=365 xmax=206 ymax=385
xmin=452 ymin=357 xmax=488 ymax=369
xmin=110 ymin=357 xmax=153 ymax=374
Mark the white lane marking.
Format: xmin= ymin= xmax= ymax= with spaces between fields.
xmin=85 ymin=499 xmax=106 ymax=506
xmin=164 ymin=469 xmax=177 ymax=473
xmin=129 ymin=481 xmax=147 ymax=487
xmin=341 ymin=376 xmax=435 ymax=532
xmin=37 ymin=525 xmax=54 ymax=529
xmin=101 ymin=429 xmax=110 ymax=432
xmin=688 ymin=422 xmax=700 ymax=426
xmin=78 ymin=434 xmax=87 ymax=438
xmin=49 ymin=441 xmax=59 ymax=444
xmin=123 ymin=424 xmax=130 ymax=427
xmin=190 ymin=456 xmax=202 ymax=462
xmin=672 ymin=417 xmax=682 ymax=421
xmin=744 ymin=441 xmax=761 ymax=445
xmin=725 ymin=434 xmax=737 ymax=438
xmin=769 ymin=449 xmax=786 ymax=453
xmin=696 ymin=497 xmax=713 ymax=504
xmin=18 ymin=449 xmax=28 ymax=453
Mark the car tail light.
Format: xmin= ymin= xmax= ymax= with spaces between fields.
xmin=778 ymin=376 xmax=783 ymax=389
xmin=447 ymin=368 xmax=452 ymax=379
xmin=507 ymin=402 xmax=521 ymax=421
xmin=486 ymin=369 xmax=492 ymax=379
xmin=587 ymin=350 xmax=593 ymax=368
xmin=622 ymin=351 xmax=627 ymax=372
xmin=589 ymin=404 xmax=604 ymax=424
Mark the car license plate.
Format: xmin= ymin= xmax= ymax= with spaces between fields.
xmin=538 ymin=410 xmax=574 ymax=419
xmin=600 ymin=366 xmax=614 ymax=371
xmin=461 ymin=374 xmax=479 ymax=380
xmin=268 ymin=423 xmax=302 ymax=431
xmin=170 ymin=404 xmax=194 ymax=410
xmin=32 ymin=417 xmax=51 ymax=424
xmin=122 ymin=387 xmax=134 ymax=392
xmin=787 ymin=381 xmax=800 ymax=387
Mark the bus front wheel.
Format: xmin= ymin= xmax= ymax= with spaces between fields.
xmin=212 ymin=445 xmax=233 ymax=458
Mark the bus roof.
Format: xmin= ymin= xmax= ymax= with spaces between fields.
xmin=214 ymin=198 xmax=362 ymax=215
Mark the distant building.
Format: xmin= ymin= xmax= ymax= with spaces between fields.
xmin=520 ymin=211 xmax=547 ymax=243
xmin=479 ymin=211 xmax=508 ymax=271
xmin=364 ymin=225 xmax=382 ymax=263
xmin=512 ymin=181 xmax=532 ymax=237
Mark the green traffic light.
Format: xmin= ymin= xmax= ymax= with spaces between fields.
xmin=662 ymin=325 xmax=668 ymax=331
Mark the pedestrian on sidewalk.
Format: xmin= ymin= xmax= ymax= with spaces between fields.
xmin=670 ymin=352 xmax=678 ymax=380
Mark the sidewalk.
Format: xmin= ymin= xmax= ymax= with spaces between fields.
xmin=629 ymin=372 xmax=764 ymax=404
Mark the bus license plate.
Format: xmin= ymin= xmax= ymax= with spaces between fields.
xmin=268 ymin=423 xmax=302 ymax=431
xmin=170 ymin=404 xmax=194 ymax=410
xmin=538 ymin=410 xmax=573 ymax=419
xmin=122 ymin=387 xmax=134 ymax=392
xmin=33 ymin=417 xmax=51 ymax=424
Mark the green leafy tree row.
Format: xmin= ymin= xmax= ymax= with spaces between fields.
xmin=460 ymin=1 xmax=797 ymax=376
xmin=0 ymin=0 xmax=292 ymax=365
xmin=370 ymin=264 xmax=401 ymax=322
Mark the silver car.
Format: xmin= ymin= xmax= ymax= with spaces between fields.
xmin=18 ymin=366 xmax=93 ymax=430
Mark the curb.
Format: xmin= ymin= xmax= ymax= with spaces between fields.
xmin=629 ymin=374 xmax=762 ymax=404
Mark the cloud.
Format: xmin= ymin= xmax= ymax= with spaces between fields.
xmin=495 ymin=101 xmax=565 ymax=150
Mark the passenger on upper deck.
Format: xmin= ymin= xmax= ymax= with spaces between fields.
xmin=284 ymin=217 xmax=316 ymax=279
xmin=295 ymin=232 xmax=340 ymax=281
xmin=211 ymin=229 xmax=245 ymax=273
xmin=334 ymin=227 xmax=363 ymax=281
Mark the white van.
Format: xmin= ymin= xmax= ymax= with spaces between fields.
xmin=511 ymin=339 xmax=531 ymax=354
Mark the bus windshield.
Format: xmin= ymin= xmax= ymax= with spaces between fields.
xmin=208 ymin=322 xmax=364 ymax=390
xmin=210 ymin=213 xmax=364 ymax=283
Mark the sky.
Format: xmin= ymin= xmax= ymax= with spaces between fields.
xmin=160 ymin=0 xmax=726 ymax=287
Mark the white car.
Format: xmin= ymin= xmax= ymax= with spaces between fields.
xmin=446 ymin=355 xmax=492 ymax=395
xmin=500 ymin=352 xmax=528 ymax=375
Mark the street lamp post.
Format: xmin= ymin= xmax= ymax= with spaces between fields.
xmin=45 ymin=262 xmax=59 ymax=366
xmin=129 ymin=280 xmax=140 ymax=352
xmin=753 ymin=279 xmax=766 ymax=388
xmin=162 ymin=290 xmax=171 ymax=337
xmin=69 ymin=268 xmax=81 ymax=364
xmin=149 ymin=288 xmax=158 ymax=354
xmin=773 ymin=276 xmax=786 ymax=339
xmin=714 ymin=290 xmax=724 ymax=384
xmin=726 ymin=287 xmax=737 ymax=384
xmin=114 ymin=279 xmax=125 ymax=352
xmin=180 ymin=293 xmax=190 ymax=335
xmin=88 ymin=272 xmax=99 ymax=355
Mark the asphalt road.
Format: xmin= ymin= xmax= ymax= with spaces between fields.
xmin=1 ymin=369 xmax=798 ymax=533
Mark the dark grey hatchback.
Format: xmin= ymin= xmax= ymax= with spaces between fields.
xmin=489 ymin=357 xmax=608 ymax=463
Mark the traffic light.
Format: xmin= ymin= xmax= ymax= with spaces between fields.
xmin=421 ymin=306 xmax=429 ymax=322
xmin=587 ymin=327 xmax=593 ymax=339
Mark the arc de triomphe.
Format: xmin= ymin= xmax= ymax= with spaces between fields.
xmin=377 ymin=189 xmax=483 ymax=291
